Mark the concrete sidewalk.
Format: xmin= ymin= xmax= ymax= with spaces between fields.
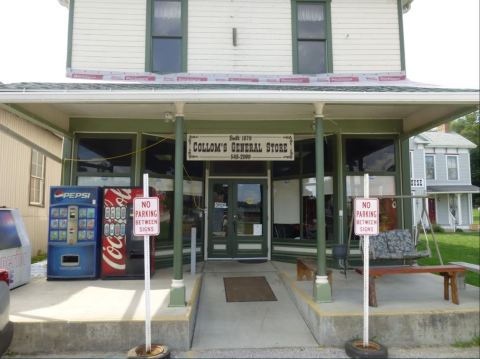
xmin=191 ymin=261 xmax=318 ymax=349
xmin=8 ymin=264 xmax=203 ymax=354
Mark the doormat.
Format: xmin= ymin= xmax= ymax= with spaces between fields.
xmin=223 ymin=276 xmax=277 ymax=302
xmin=238 ymin=259 xmax=267 ymax=264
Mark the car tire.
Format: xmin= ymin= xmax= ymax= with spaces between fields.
xmin=345 ymin=339 xmax=388 ymax=358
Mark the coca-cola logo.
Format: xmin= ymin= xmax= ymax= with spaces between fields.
xmin=102 ymin=236 xmax=126 ymax=270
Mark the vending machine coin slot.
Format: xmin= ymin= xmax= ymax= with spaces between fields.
xmin=61 ymin=255 xmax=80 ymax=266
xmin=67 ymin=206 xmax=79 ymax=245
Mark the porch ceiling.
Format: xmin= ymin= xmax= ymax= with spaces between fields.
xmin=0 ymin=83 xmax=477 ymax=137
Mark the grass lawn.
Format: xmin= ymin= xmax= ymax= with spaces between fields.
xmin=417 ymin=231 xmax=480 ymax=287
xmin=473 ymin=207 xmax=479 ymax=225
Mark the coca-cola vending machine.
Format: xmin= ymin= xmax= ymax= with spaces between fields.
xmin=101 ymin=187 xmax=155 ymax=279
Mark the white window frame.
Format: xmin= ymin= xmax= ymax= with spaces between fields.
xmin=29 ymin=149 xmax=46 ymax=207
xmin=409 ymin=150 xmax=414 ymax=177
xmin=425 ymin=154 xmax=435 ymax=180
xmin=446 ymin=155 xmax=459 ymax=181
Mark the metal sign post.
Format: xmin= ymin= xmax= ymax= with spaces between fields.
xmin=133 ymin=174 xmax=160 ymax=353
xmin=353 ymin=174 xmax=379 ymax=348
xmin=143 ymin=174 xmax=152 ymax=353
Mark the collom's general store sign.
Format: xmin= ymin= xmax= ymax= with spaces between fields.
xmin=187 ymin=134 xmax=294 ymax=161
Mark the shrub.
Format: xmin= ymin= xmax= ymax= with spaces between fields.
xmin=431 ymin=224 xmax=444 ymax=233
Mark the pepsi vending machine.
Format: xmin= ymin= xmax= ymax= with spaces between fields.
xmin=47 ymin=187 xmax=102 ymax=279
xmin=101 ymin=187 xmax=155 ymax=279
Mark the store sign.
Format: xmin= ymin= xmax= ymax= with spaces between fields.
xmin=410 ymin=178 xmax=425 ymax=188
xmin=187 ymin=134 xmax=294 ymax=161
xmin=354 ymin=198 xmax=379 ymax=236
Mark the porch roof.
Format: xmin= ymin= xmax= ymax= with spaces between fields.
xmin=0 ymin=81 xmax=477 ymax=139
xmin=427 ymin=185 xmax=480 ymax=194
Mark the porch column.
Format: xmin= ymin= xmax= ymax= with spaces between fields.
xmin=313 ymin=103 xmax=332 ymax=303
xmin=335 ymin=133 xmax=344 ymax=245
xmin=61 ymin=137 xmax=73 ymax=185
xmin=170 ymin=102 xmax=186 ymax=307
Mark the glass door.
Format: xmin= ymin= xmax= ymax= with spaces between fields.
xmin=208 ymin=180 xmax=267 ymax=259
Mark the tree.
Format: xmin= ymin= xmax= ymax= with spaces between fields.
xmin=450 ymin=111 xmax=480 ymax=205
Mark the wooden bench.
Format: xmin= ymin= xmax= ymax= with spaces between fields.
xmin=449 ymin=262 xmax=480 ymax=289
xmin=296 ymin=258 xmax=332 ymax=286
xmin=354 ymin=265 xmax=465 ymax=307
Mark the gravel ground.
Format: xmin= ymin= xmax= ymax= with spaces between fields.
xmin=6 ymin=346 xmax=480 ymax=358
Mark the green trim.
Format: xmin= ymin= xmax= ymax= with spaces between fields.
xmin=173 ymin=116 xmax=184 ymax=281
xmin=0 ymin=104 xmax=71 ymax=138
xmin=70 ymin=118 xmax=174 ymax=133
xmin=0 ymin=123 xmax=62 ymax=163
xmin=61 ymin=137 xmax=73 ymax=185
xmin=315 ymin=117 xmax=327 ymax=280
xmin=207 ymin=179 xmax=268 ymax=258
xmin=325 ymin=0 xmax=333 ymax=73
xmin=335 ymin=133 xmax=344 ymax=244
xmin=169 ymin=285 xmax=186 ymax=307
xmin=146 ymin=0 xmax=188 ymax=73
xmin=182 ymin=0 xmax=188 ymax=72
xmin=400 ymin=137 xmax=413 ymax=231
xmin=291 ymin=0 xmax=333 ymax=74
xmin=72 ymin=133 xmax=136 ymax=185
xmin=66 ymin=0 xmax=75 ymax=69
xmin=397 ymin=0 xmax=406 ymax=71
xmin=145 ymin=0 xmax=152 ymax=72
xmin=70 ymin=118 xmax=402 ymax=135
xmin=313 ymin=281 xmax=331 ymax=303
xmin=134 ymin=132 xmax=142 ymax=186
xmin=394 ymin=137 xmax=403 ymax=228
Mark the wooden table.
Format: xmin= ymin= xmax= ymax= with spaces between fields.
xmin=355 ymin=265 xmax=466 ymax=307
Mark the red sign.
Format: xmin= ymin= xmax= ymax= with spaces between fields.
xmin=354 ymin=198 xmax=379 ymax=236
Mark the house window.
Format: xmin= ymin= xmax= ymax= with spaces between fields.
xmin=30 ymin=149 xmax=45 ymax=206
xmin=151 ymin=0 xmax=184 ymax=73
xmin=294 ymin=1 xmax=330 ymax=74
xmin=425 ymin=155 xmax=435 ymax=180
xmin=446 ymin=155 xmax=459 ymax=180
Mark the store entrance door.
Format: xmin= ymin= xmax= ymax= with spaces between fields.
xmin=208 ymin=180 xmax=267 ymax=259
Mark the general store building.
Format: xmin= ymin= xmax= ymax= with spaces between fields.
xmin=0 ymin=0 xmax=478 ymax=305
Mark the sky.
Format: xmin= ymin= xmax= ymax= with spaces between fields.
xmin=0 ymin=0 xmax=478 ymax=89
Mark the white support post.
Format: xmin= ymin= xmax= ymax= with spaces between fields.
xmin=191 ymin=227 xmax=197 ymax=275
xmin=363 ymin=173 xmax=370 ymax=348
xmin=143 ymin=173 xmax=152 ymax=353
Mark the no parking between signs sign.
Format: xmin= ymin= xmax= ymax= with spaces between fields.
xmin=354 ymin=198 xmax=379 ymax=236
xmin=133 ymin=197 xmax=160 ymax=236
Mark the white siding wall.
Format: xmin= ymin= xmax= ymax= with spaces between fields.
xmin=71 ymin=0 xmax=146 ymax=71
xmin=0 ymin=110 xmax=63 ymax=256
xmin=69 ymin=0 xmax=402 ymax=74
xmin=331 ymin=0 xmax=401 ymax=72
xmin=188 ymin=0 xmax=292 ymax=74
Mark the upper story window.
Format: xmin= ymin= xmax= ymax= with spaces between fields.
xmin=293 ymin=1 xmax=331 ymax=74
xmin=30 ymin=149 xmax=45 ymax=207
xmin=446 ymin=155 xmax=459 ymax=180
xmin=151 ymin=0 xmax=184 ymax=73
xmin=425 ymin=155 xmax=435 ymax=180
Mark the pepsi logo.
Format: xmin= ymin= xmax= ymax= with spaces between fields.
xmin=54 ymin=190 xmax=91 ymax=199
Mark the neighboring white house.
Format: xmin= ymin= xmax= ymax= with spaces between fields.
xmin=410 ymin=130 xmax=479 ymax=231
xmin=0 ymin=107 xmax=63 ymax=255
